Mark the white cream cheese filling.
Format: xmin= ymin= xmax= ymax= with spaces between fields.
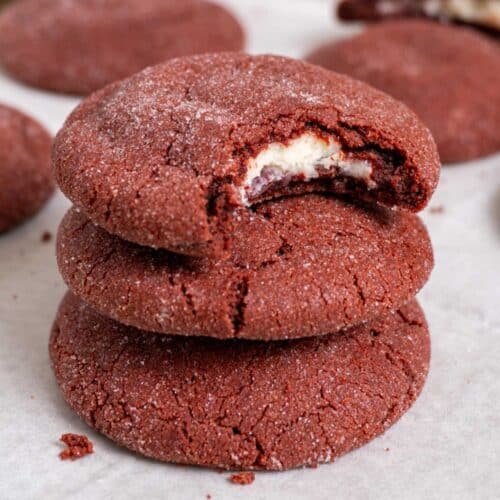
xmin=240 ymin=132 xmax=373 ymax=206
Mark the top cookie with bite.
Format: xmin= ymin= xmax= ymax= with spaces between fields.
xmin=53 ymin=52 xmax=440 ymax=257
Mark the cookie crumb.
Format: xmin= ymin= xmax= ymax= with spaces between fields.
xmin=59 ymin=433 xmax=94 ymax=460
xmin=429 ymin=205 xmax=444 ymax=214
xmin=206 ymin=495 xmax=212 ymax=500
xmin=384 ymin=447 xmax=390 ymax=452
xmin=229 ymin=472 xmax=255 ymax=485
xmin=41 ymin=230 xmax=53 ymax=242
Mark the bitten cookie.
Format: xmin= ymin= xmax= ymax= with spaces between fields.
xmin=0 ymin=0 xmax=244 ymax=95
xmin=307 ymin=20 xmax=500 ymax=164
xmin=50 ymin=292 xmax=430 ymax=471
xmin=57 ymin=195 xmax=433 ymax=340
xmin=53 ymin=53 xmax=440 ymax=256
xmin=0 ymin=104 xmax=53 ymax=233
xmin=337 ymin=0 xmax=500 ymax=33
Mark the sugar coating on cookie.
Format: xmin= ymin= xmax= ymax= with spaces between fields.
xmin=338 ymin=0 xmax=500 ymax=30
xmin=57 ymin=195 xmax=433 ymax=340
xmin=53 ymin=53 xmax=440 ymax=255
xmin=0 ymin=0 xmax=244 ymax=95
xmin=50 ymin=292 xmax=430 ymax=471
xmin=0 ymin=104 xmax=53 ymax=233
xmin=307 ymin=20 xmax=500 ymax=164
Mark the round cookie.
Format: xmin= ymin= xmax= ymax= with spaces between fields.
xmin=307 ymin=20 xmax=500 ymax=164
xmin=0 ymin=104 xmax=53 ymax=233
xmin=57 ymin=195 xmax=433 ymax=341
xmin=50 ymin=292 xmax=430 ymax=471
xmin=0 ymin=0 xmax=244 ymax=95
xmin=53 ymin=52 xmax=440 ymax=257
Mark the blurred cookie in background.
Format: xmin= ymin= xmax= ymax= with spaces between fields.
xmin=0 ymin=0 xmax=245 ymax=95
xmin=307 ymin=20 xmax=500 ymax=164
xmin=337 ymin=0 xmax=500 ymax=34
xmin=0 ymin=104 xmax=53 ymax=233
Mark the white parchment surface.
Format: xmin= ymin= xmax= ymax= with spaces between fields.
xmin=0 ymin=1 xmax=499 ymax=499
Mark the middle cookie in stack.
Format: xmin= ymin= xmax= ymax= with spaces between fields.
xmin=51 ymin=53 xmax=439 ymax=470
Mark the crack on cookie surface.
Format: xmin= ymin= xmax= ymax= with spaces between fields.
xmin=231 ymin=276 xmax=249 ymax=335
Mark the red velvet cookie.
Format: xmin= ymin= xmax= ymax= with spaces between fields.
xmin=337 ymin=0 xmax=500 ymax=33
xmin=57 ymin=195 xmax=433 ymax=341
xmin=307 ymin=20 xmax=500 ymax=164
xmin=50 ymin=292 xmax=430 ymax=471
xmin=53 ymin=53 xmax=440 ymax=256
xmin=0 ymin=0 xmax=244 ymax=95
xmin=0 ymin=104 xmax=53 ymax=233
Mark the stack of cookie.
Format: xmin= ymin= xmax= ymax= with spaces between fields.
xmin=50 ymin=53 xmax=440 ymax=471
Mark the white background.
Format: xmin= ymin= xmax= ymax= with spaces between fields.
xmin=0 ymin=1 xmax=499 ymax=499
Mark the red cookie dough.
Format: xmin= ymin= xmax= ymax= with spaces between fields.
xmin=0 ymin=0 xmax=244 ymax=95
xmin=0 ymin=104 xmax=53 ymax=233
xmin=50 ymin=292 xmax=430 ymax=471
xmin=53 ymin=52 xmax=440 ymax=256
xmin=307 ymin=20 xmax=500 ymax=164
xmin=56 ymin=195 xmax=433 ymax=341
xmin=337 ymin=0 xmax=500 ymax=33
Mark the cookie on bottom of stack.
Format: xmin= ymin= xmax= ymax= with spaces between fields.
xmin=50 ymin=292 xmax=430 ymax=471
